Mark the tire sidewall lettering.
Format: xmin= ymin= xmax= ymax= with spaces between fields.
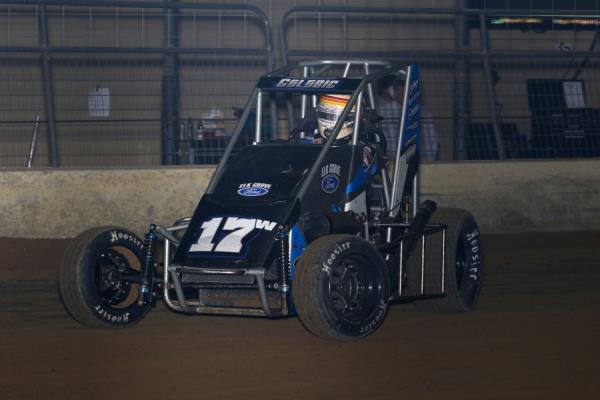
xmin=109 ymin=229 xmax=143 ymax=249
xmin=456 ymin=221 xmax=482 ymax=310
xmin=94 ymin=304 xmax=131 ymax=324
xmin=321 ymin=241 xmax=351 ymax=275
xmin=465 ymin=227 xmax=481 ymax=282
xmin=358 ymin=300 xmax=387 ymax=334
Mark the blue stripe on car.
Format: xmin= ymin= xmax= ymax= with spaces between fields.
xmin=289 ymin=224 xmax=306 ymax=281
xmin=345 ymin=158 xmax=378 ymax=195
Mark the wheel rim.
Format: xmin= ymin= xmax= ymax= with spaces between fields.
xmin=94 ymin=248 xmax=137 ymax=308
xmin=327 ymin=253 xmax=382 ymax=323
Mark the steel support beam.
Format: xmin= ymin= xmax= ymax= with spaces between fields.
xmin=453 ymin=0 xmax=470 ymax=161
xmin=479 ymin=13 xmax=506 ymax=160
xmin=161 ymin=0 xmax=180 ymax=165
xmin=38 ymin=3 xmax=59 ymax=167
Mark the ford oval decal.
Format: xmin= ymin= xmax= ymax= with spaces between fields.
xmin=321 ymin=174 xmax=339 ymax=194
xmin=238 ymin=187 xmax=269 ymax=197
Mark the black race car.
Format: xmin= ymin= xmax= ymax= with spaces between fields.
xmin=59 ymin=60 xmax=482 ymax=340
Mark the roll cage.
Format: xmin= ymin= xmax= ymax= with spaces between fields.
xmin=207 ymin=59 xmax=420 ymax=220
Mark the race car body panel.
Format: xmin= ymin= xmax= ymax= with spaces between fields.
xmin=173 ymin=143 xmax=375 ymax=269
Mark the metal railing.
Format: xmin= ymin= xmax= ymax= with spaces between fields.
xmin=0 ymin=2 xmax=599 ymax=167
xmin=0 ymin=0 xmax=274 ymax=167
xmin=281 ymin=6 xmax=600 ymax=161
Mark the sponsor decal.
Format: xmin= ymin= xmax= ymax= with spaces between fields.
xmin=95 ymin=304 xmax=130 ymax=324
xmin=109 ymin=230 xmax=142 ymax=248
xmin=322 ymin=175 xmax=339 ymax=194
xmin=466 ymin=229 xmax=481 ymax=281
xmin=409 ymin=78 xmax=420 ymax=94
xmin=321 ymin=163 xmax=341 ymax=194
xmin=321 ymin=241 xmax=351 ymax=275
xmin=359 ymin=300 xmax=387 ymax=334
xmin=407 ymin=103 xmax=420 ymax=118
xmin=190 ymin=216 xmax=277 ymax=253
xmin=276 ymin=78 xmax=340 ymax=89
xmin=237 ymin=182 xmax=271 ymax=197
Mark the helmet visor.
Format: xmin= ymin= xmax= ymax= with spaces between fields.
xmin=317 ymin=95 xmax=356 ymax=137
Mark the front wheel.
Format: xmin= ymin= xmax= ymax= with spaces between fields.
xmin=59 ymin=227 xmax=152 ymax=328
xmin=293 ymin=235 xmax=390 ymax=341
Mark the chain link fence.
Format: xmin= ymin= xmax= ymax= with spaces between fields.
xmin=0 ymin=0 xmax=274 ymax=167
xmin=281 ymin=6 xmax=600 ymax=161
xmin=0 ymin=1 xmax=599 ymax=167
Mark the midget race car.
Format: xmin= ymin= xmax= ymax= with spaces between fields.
xmin=58 ymin=60 xmax=483 ymax=341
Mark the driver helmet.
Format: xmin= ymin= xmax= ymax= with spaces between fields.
xmin=317 ymin=94 xmax=355 ymax=140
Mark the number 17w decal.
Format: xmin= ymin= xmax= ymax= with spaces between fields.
xmin=190 ymin=217 xmax=277 ymax=254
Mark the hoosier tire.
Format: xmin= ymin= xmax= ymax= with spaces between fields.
xmin=413 ymin=208 xmax=483 ymax=312
xmin=59 ymin=227 xmax=152 ymax=328
xmin=293 ymin=235 xmax=390 ymax=341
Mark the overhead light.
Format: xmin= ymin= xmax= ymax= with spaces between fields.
xmin=491 ymin=17 xmax=544 ymax=25
xmin=553 ymin=18 xmax=600 ymax=26
xmin=490 ymin=16 xmax=600 ymax=27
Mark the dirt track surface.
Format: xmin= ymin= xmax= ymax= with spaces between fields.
xmin=1 ymin=233 xmax=599 ymax=400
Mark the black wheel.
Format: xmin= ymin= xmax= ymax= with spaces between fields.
xmin=59 ymin=227 xmax=152 ymax=328
xmin=413 ymin=208 xmax=483 ymax=312
xmin=293 ymin=235 xmax=390 ymax=341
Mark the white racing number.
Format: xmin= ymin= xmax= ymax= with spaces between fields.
xmin=190 ymin=217 xmax=277 ymax=254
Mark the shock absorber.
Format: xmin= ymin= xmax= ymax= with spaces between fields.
xmin=138 ymin=224 xmax=157 ymax=306
xmin=276 ymin=227 xmax=290 ymax=293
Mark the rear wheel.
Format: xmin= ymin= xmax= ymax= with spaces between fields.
xmin=414 ymin=208 xmax=483 ymax=312
xmin=59 ymin=227 xmax=152 ymax=328
xmin=293 ymin=235 xmax=390 ymax=341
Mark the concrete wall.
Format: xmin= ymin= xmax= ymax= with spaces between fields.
xmin=420 ymin=160 xmax=600 ymax=233
xmin=1 ymin=159 xmax=599 ymax=238
xmin=0 ymin=166 xmax=213 ymax=238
